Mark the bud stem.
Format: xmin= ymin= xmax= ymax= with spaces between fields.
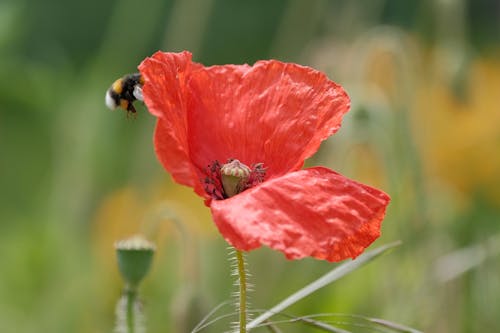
xmin=126 ymin=289 xmax=137 ymax=333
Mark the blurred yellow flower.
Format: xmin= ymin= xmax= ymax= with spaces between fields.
xmin=413 ymin=55 xmax=500 ymax=204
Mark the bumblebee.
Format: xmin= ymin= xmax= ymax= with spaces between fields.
xmin=105 ymin=73 xmax=144 ymax=115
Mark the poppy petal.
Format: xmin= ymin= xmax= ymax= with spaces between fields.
xmin=154 ymin=119 xmax=207 ymax=197
xmin=186 ymin=61 xmax=350 ymax=179
xmin=140 ymin=51 xmax=206 ymax=196
xmin=139 ymin=50 xmax=198 ymax=119
xmin=209 ymin=167 xmax=390 ymax=262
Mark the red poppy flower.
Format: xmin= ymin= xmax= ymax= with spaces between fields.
xmin=138 ymin=51 xmax=390 ymax=262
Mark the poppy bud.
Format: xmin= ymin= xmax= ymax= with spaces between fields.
xmin=220 ymin=159 xmax=251 ymax=197
xmin=115 ymin=235 xmax=155 ymax=290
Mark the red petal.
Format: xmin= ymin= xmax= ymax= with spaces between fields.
xmin=186 ymin=61 xmax=350 ymax=179
xmin=139 ymin=51 xmax=199 ymax=119
xmin=154 ymin=119 xmax=207 ymax=197
xmin=140 ymin=51 xmax=206 ymax=196
xmin=209 ymin=167 xmax=390 ymax=262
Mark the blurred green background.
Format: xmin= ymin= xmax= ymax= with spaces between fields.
xmin=1 ymin=0 xmax=499 ymax=332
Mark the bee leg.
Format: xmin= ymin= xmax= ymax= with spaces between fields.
xmin=126 ymin=103 xmax=137 ymax=118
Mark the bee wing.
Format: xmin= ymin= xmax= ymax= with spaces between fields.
xmin=133 ymin=85 xmax=143 ymax=102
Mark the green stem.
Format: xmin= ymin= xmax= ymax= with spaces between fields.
xmin=126 ymin=288 xmax=136 ymax=333
xmin=235 ymin=250 xmax=247 ymax=333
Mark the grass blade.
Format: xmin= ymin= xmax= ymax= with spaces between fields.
xmin=246 ymin=241 xmax=402 ymax=330
xmin=296 ymin=317 xmax=353 ymax=333
xmin=368 ymin=318 xmax=423 ymax=333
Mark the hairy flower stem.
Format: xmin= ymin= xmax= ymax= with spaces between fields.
xmin=236 ymin=250 xmax=247 ymax=333
xmin=126 ymin=288 xmax=136 ymax=333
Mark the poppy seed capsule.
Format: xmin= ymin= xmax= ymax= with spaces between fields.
xmin=115 ymin=235 xmax=155 ymax=290
xmin=220 ymin=159 xmax=251 ymax=198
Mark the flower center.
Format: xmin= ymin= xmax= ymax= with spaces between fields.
xmin=203 ymin=159 xmax=266 ymax=199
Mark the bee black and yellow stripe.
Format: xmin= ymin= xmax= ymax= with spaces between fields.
xmin=105 ymin=73 xmax=144 ymax=114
